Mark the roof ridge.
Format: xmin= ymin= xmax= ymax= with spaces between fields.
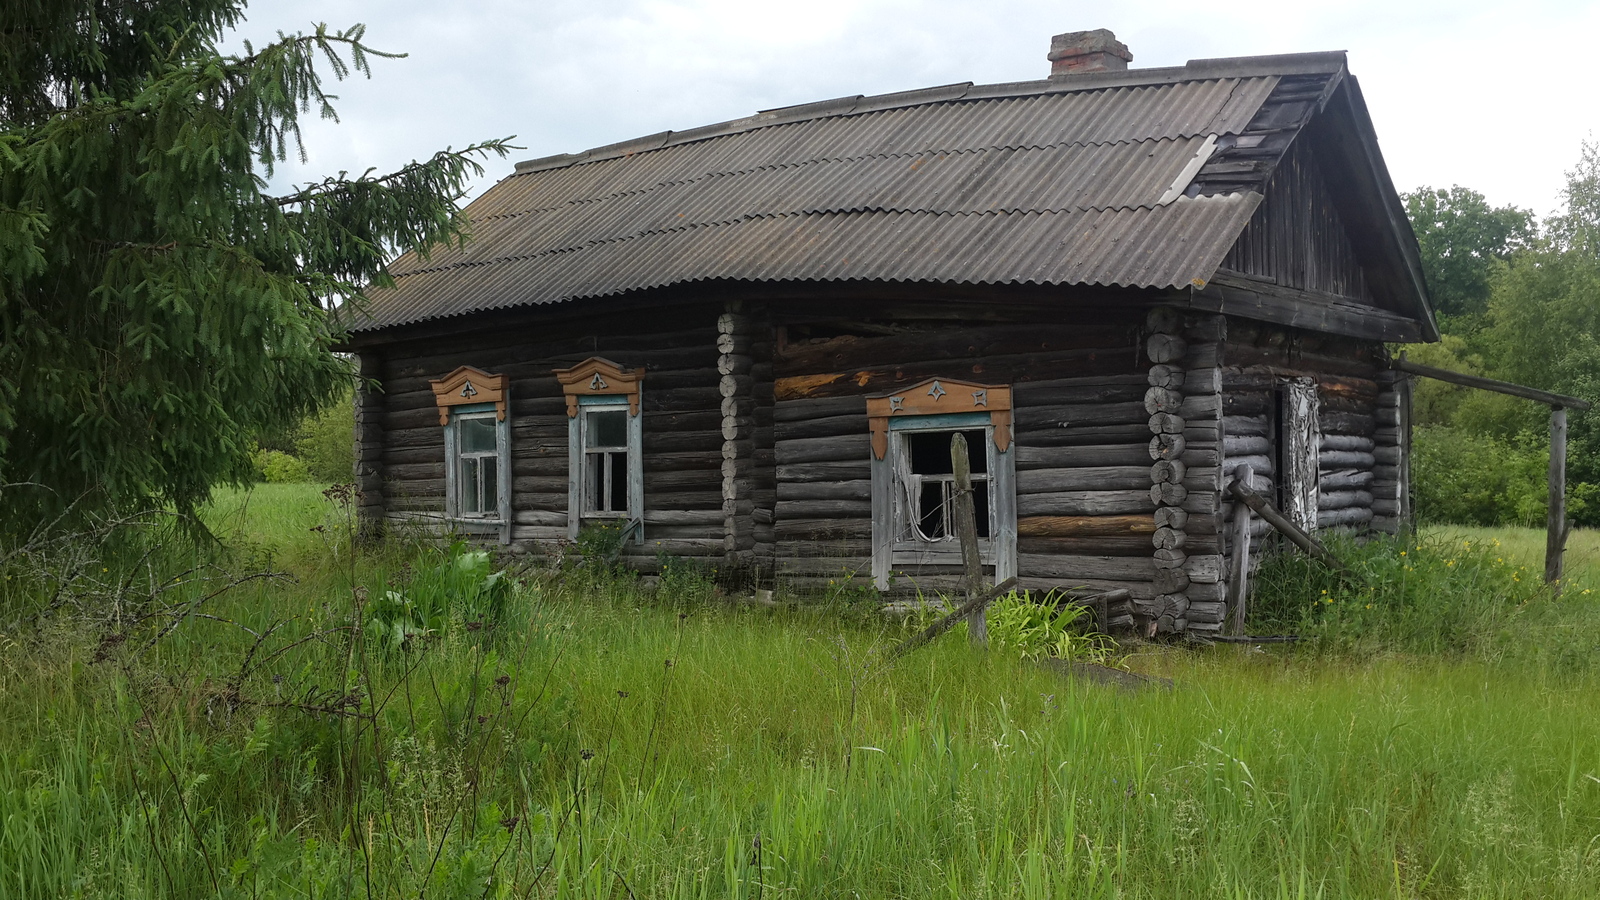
xmin=511 ymin=52 xmax=1344 ymax=176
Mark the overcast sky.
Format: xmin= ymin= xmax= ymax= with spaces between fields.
xmin=233 ymin=0 xmax=1598 ymax=218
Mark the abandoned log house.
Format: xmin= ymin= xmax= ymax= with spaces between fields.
xmin=341 ymin=29 xmax=1436 ymax=635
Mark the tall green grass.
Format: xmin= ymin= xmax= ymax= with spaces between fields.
xmin=3 ymin=485 xmax=1600 ymax=898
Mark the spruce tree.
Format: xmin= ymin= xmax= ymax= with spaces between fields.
xmin=0 ymin=1 xmax=508 ymax=525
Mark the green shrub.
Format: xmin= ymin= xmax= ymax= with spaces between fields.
xmin=981 ymin=590 xmax=1114 ymax=663
xmin=294 ymin=393 xmax=354 ymax=483
xmin=364 ymin=542 xmax=513 ymax=651
xmin=1249 ymin=531 xmax=1550 ymax=656
xmin=1413 ymin=424 xmax=1598 ymax=526
xmin=252 ymin=447 xmax=311 ymax=483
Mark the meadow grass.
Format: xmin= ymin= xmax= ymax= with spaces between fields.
xmin=2 ymin=485 xmax=1599 ymax=898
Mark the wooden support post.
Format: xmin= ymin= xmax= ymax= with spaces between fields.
xmin=1227 ymin=478 xmax=1356 ymax=580
xmin=883 ymin=577 xmax=1018 ymax=663
xmin=951 ymin=432 xmax=988 ymax=647
xmin=1397 ymin=351 xmax=1414 ymax=530
xmin=1547 ymin=405 xmax=1569 ymax=591
xmin=1228 ymin=465 xmax=1254 ymax=636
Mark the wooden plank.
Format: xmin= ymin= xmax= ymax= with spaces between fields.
xmin=1393 ymin=359 xmax=1592 ymax=410
xmin=1189 ymin=270 xmax=1425 ymax=343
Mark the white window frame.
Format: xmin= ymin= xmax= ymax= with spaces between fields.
xmin=567 ymin=396 xmax=643 ymax=541
xmin=443 ymin=401 xmax=511 ymax=542
xmin=871 ymin=412 xmax=1016 ymax=590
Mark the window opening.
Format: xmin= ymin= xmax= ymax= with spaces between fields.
xmin=456 ymin=413 xmax=501 ymax=517
xmin=583 ymin=407 xmax=631 ymax=516
xmin=901 ymin=429 xmax=991 ymax=542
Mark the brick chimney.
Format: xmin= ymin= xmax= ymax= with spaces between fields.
xmin=1048 ymin=29 xmax=1133 ymax=76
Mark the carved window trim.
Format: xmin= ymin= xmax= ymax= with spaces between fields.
xmin=554 ymin=358 xmax=645 ymax=543
xmin=553 ymin=357 xmax=644 ymax=417
xmin=867 ymin=378 xmax=1017 ymax=591
xmin=866 ymin=377 xmax=1012 ymax=460
xmin=430 ymin=366 xmax=508 ymax=426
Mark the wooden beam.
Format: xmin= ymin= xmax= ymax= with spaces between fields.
xmin=1548 ymin=406 xmax=1570 ymax=590
xmin=882 ymin=577 xmax=1019 ymax=663
xmin=1227 ymin=464 xmax=1254 ymax=635
xmin=1392 ymin=358 xmax=1592 ymax=410
xmin=1186 ymin=270 xmax=1426 ymax=343
xmin=1226 ymin=477 xmax=1356 ymax=579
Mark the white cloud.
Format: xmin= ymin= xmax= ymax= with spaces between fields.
xmin=233 ymin=0 xmax=1598 ymax=215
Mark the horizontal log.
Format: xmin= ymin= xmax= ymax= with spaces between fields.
xmin=1016 ymin=444 xmax=1153 ymax=469
xmin=774 ymin=348 xmax=1138 ymax=400
xmin=1153 ymin=568 xmax=1189 ymax=593
xmin=1318 ymin=470 xmax=1374 ymax=491
xmin=773 ymin=518 xmax=872 ymax=540
xmin=1222 ymin=414 xmax=1268 ymax=437
xmin=1317 ymin=507 xmax=1374 ymax=528
xmin=773 ymin=413 xmax=869 ymax=441
xmin=1017 ymin=536 xmax=1154 ymax=556
xmin=1373 ymin=446 xmax=1401 ymax=465
xmin=1178 ymin=394 xmax=1222 ymax=418
xmin=1319 ymin=451 xmax=1375 ymax=470
xmin=1011 ymin=381 xmax=1148 ymax=405
xmin=1017 ymin=577 xmax=1155 ymax=601
xmin=1320 ymin=434 xmax=1375 ymax=452
xmin=773 ymin=499 xmax=872 ymax=519
xmin=1150 ymin=483 xmax=1188 ymax=506
xmin=1223 ymin=454 xmax=1273 ymax=476
xmin=1318 ymin=490 xmax=1373 ymax=511
xmin=1320 ymin=412 xmax=1376 ymax=436
xmin=1016 ymin=491 xmax=1153 ymax=517
xmin=1015 ymin=424 xmax=1155 ymax=448
xmin=1186 ymin=601 xmax=1227 ymax=624
xmin=1146 ymin=333 xmax=1187 ymax=364
xmin=1018 ymin=553 xmax=1156 ymax=582
xmin=1017 ymin=514 xmax=1155 ymax=537
xmin=1018 ymin=467 xmax=1152 ymax=493
xmin=775 ymin=434 xmax=871 ymax=464
xmin=1016 ymin=402 xmax=1148 ymax=429
xmin=772 ymin=322 xmax=1135 ymax=376
xmin=776 ymin=480 xmax=871 ymax=502
xmin=773 ymin=396 xmax=867 ymax=422
xmin=776 ymin=461 xmax=871 ymax=482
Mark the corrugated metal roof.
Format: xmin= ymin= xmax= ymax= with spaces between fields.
xmin=349 ymin=54 xmax=1341 ymax=332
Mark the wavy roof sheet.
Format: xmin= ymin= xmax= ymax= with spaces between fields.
xmin=350 ymin=53 xmax=1347 ymax=332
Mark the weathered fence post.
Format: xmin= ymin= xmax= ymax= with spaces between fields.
xmin=1227 ymin=464 xmax=1254 ymax=635
xmin=1547 ymin=405 xmax=1569 ymax=591
xmin=951 ymin=433 xmax=988 ymax=647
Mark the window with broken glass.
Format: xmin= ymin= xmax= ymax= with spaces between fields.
xmin=897 ymin=428 xmax=992 ymax=542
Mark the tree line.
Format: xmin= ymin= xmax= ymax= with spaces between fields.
xmin=1403 ymin=142 xmax=1600 ymax=526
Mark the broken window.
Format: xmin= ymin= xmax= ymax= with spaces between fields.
xmin=581 ymin=406 xmax=632 ymax=516
xmin=900 ymin=428 xmax=991 ymax=542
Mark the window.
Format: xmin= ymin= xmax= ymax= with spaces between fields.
xmin=581 ymin=405 xmax=632 ymax=516
xmin=428 ymin=366 xmax=511 ymax=541
xmin=901 ymin=428 xmax=990 ymax=541
xmin=455 ymin=412 xmax=502 ymax=516
xmin=555 ymin=357 xmax=645 ymax=540
xmin=867 ymin=378 xmax=1016 ymax=590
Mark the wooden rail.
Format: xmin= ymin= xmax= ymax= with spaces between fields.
xmin=1393 ymin=354 xmax=1587 ymax=591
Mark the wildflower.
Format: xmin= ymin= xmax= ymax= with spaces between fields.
xmin=1365 ymin=604 xmax=1372 ymax=609
xmin=1447 ymin=560 xmax=1455 ymax=567
xmin=1399 ymin=551 xmax=1406 ymax=557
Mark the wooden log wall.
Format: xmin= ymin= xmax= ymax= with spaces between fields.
xmin=1370 ymin=368 xmax=1405 ymax=533
xmin=354 ymin=350 xmax=386 ymax=538
xmin=1141 ymin=308 xmax=1228 ymax=635
xmin=1217 ymin=318 xmax=1392 ymax=627
xmin=718 ymin=303 xmax=778 ymax=578
xmin=770 ymin=313 xmax=1150 ymax=601
xmin=371 ymin=304 xmax=726 ymax=572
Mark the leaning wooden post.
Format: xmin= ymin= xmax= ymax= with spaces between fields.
xmin=1547 ymin=405 xmax=1568 ymax=591
xmin=1227 ymin=465 xmax=1254 ymax=636
xmin=951 ymin=433 xmax=988 ymax=647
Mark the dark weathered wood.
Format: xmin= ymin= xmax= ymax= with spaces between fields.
xmin=1018 ymin=467 xmax=1151 ymax=493
xmin=1018 ymin=515 xmax=1155 ymax=537
xmin=1017 ymin=444 xmax=1153 ymax=469
xmin=1016 ymin=491 xmax=1153 ymax=517
xmin=1227 ymin=465 xmax=1253 ymax=635
xmin=1393 ymin=358 xmax=1592 ymax=410
xmin=1548 ymin=405 xmax=1569 ymax=590
xmin=1018 ymin=535 xmax=1154 ymax=556
xmin=951 ymin=433 xmax=988 ymax=647
xmin=1149 ymin=433 xmax=1187 ymax=460
xmin=1146 ymin=333 xmax=1187 ymax=364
